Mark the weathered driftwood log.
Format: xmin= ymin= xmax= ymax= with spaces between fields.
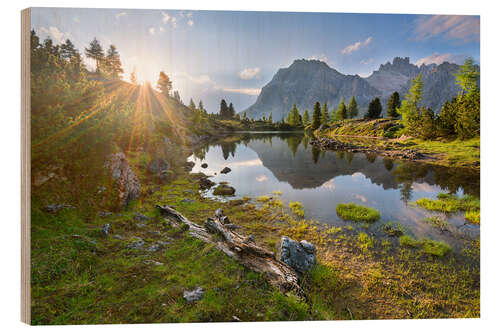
xmin=156 ymin=204 xmax=303 ymax=295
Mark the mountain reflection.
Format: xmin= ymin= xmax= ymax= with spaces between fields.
xmin=195 ymin=133 xmax=479 ymax=198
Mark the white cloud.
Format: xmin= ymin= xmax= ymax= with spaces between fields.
xmin=115 ymin=12 xmax=127 ymax=20
xmin=148 ymin=27 xmax=155 ymax=35
xmin=309 ymin=54 xmax=328 ymax=63
xmin=341 ymin=37 xmax=372 ymax=55
xmin=354 ymin=194 xmax=367 ymax=203
xmin=161 ymin=12 xmax=170 ymax=24
xmin=171 ymin=17 xmax=177 ymax=28
xmin=222 ymin=87 xmax=261 ymax=96
xmin=186 ymin=12 xmax=193 ymax=18
xmin=256 ymin=175 xmax=269 ymax=182
xmin=415 ymin=53 xmax=468 ymax=66
xmin=187 ymin=19 xmax=194 ymax=27
xmin=239 ymin=67 xmax=261 ymax=80
xmin=159 ymin=26 xmax=165 ymax=33
xmin=37 ymin=26 xmax=71 ymax=44
xmin=414 ymin=15 xmax=479 ymax=42
xmin=360 ymin=58 xmax=374 ymax=65
xmin=73 ymin=17 xmax=80 ymax=23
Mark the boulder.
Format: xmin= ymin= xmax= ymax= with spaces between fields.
xmin=102 ymin=223 xmax=112 ymax=236
xmin=104 ymin=153 xmax=141 ymax=208
xmin=220 ymin=167 xmax=232 ymax=174
xmin=199 ymin=177 xmax=215 ymax=190
xmin=213 ymin=184 xmax=235 ymax=196
xmin=276 ymin=236 xmax=316 ymax=275
xmin=183 ymin=287 xmax=204 ymax=303
xmin=44 ymin=203 xmax=75 ymax=214
xmin=134 ymin=213 xmax=150 ymax=221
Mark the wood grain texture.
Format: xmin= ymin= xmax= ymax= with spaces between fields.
xmin=21 ymin=7 xmax=31 ymax=325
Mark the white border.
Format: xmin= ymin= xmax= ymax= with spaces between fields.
xmin=2 ymin=0 xmax=499 ymax=331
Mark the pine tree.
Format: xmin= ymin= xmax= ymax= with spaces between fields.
xmin=189 ymin=98 xmax=196 ymax=111
xmin=268 ymin=113 xmax=273 ymax=124
xmin=387 ymin=91 xmax=401 ymax=118
xmin=219 ymin=99 xmax=229 ymax=118
xmin=60 ymin=39 xmax=77 ymax=60
xmin=454 ymin=58 xmax=479 ymax=96
xmin=157 ymin=71 xmax=172 ymax=96
xmin=302 ymin=110 xmax=310 ymax=126
xmin=311 ymin=102 xmax=321 ymax=130
xmin=228 ymin=103 xmax=236 ymax=118
xmin=347 ymin=96 xmax=358 ymax=119
xmin=365 ymin=97 xmax=383 ymax=119
xmin=286 ymin=104 xmax=301 ymax=126
xmin=130 ymin=66 xmax=138 ymax=84
xmin=84 ymin=37 xmax=104 ymax=73
xmin=104 ymin=45 xmax=124 ymax=78
xmin=173 ymin=91 xmax=181 ymax=103
xmin=198 ymin=100 xmax=205 ymax=113
xmin=320 ymin=101 xmax=329 ymax=125
xmin=336 ymin=98 xmax=347 ymax=120
xmin=330 ymin=106 xmax=337 ymax=122
xmin=398 ymin=74 xmax=423 ymax=127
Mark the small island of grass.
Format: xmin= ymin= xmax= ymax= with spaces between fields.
xmin=336 ymin=203 xmax=380 ymax=223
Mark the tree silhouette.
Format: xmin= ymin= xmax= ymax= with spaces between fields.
xmin=85 ymin=37 xmax=104 ymax=73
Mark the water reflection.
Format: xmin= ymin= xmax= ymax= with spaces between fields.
xmin=188 ymin=133 xmax=480 ymax=247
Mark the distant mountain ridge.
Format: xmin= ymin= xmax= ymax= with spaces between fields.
xmin=243 ymin=57 xmax=478 ymax=120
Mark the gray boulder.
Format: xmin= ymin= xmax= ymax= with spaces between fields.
xmin=183 ymin=287 xmax=204 ymax=303
xmin=277 ymin=236 xmax=316 ymax=275
xmin=104 ymin=153 xmax=141 ymax=208
xmin=220 ymin=167 xmax=232 ymax=174
xmin=102 ymin=223 xmax=112 ymax=236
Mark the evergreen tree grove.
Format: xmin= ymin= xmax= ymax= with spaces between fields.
xmin=336 ymin=98 xmax=347 ymax=120
xmin=347 ymin=96 xmax=358 ymax=119
xmin=321 ymin=101 xmax=329 ymax=125
xmin=311 ymin=102 xmax=321 ymax=130
xmin=156 ymin=71 xmax=172 ymax=96
xmin=365 ymin=97 xmax=382 ymax=119
xmin=302 ymin=110 xmax=310 ymax=126
xmin=387 ymin=91 xmax=401 ymax=118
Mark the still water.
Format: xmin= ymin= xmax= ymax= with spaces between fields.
xmin=188 ymin=133 xmax=479 ymax=248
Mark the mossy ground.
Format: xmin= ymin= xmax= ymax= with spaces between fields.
xmin=316 ymin=119 xmax=480 ymax=170
xmin=415 ymin=193 xmax=480 ymax=225
xmin=336 ymin=203 xmax=380 ymax=223
xmin=31 ymin=151 xmax=480 ymax=323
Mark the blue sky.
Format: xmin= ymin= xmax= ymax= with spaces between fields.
xmin=31 ymin=8 xmax=480 ymax=113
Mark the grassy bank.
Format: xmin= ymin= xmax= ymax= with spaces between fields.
xmin=316 ymin=119 xmax=480 ymax=169
xmin=31 ymin=149 xmax=480 ymax=323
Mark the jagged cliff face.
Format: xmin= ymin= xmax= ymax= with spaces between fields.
xmin=244 ymin=59 xmax=380 ymax=120
xmin=244 ymin=57 xmax=478 ymax=120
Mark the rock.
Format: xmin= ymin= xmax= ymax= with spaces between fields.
xmin=136 ymin=223 xmax=146 ymax=228
xmin=184 ymin=161 xmax=195 ymax=171
xmin=104 ymin=153 xmax=141 ymax=208
xmin=199 ymin=177 xmax=215 ymax=190
xmin=220 ymin=167 xmax=232 ymax=174
xmin=113 ymin=234 xmax=124 ymax=240
xmin=98 ymin=211 xmax=112 ymax=218
xmin=201 ymin=163 xmax=208 ymax=168
xmin=277 ymin=236 xmax=316 ymax=275
xmin=134 ymin=213 xmax=150 ymax=221
xmin=126 ymin=238 xmax=145 ymax=249
xmin=213 ymin=184 xmax=236 ymax=196
xmin=44 ymin=204 xmax=75 ymax=213
xmin=102 ymin=223 xmax=112 ymax=236
xmin=215 ymin=208 xmax=224 ymax=218
xmin=147 ymin=158 xmax=170 ymax=175
xmin=221 ymin=216 xmax=230 ymax=224
xmin=232 ymin=315 xmax=241 ymax=322
xmin=144 ymin=260 xmax=164 ymax=266
xmin=183 ymin=287 xmax=204 ymax=303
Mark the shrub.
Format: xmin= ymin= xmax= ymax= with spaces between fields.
xmin=289 ymin=201 xmax=305 ymax=217
xmin=336 ymin=203 xmax=380 ymax=223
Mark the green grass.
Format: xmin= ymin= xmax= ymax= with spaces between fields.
xmin=403 ymin=137 xmax=480 ymax=169
xmin=423 ymin=216 xmax=449 ymax=231
xmin=336 ymin=203 xmax=380 ymax=223
xmin=399 ymin=235 xmax=451 ymax=257
xmin=289 ymin=201 xmax=305 ymax=217
xmin=357 ymin=232 xmax=374 ymax=252
xmin=416 ymin=193 xmax=480 ymax=217
xmin=465 ymin=210 xmax=480 ymax=224
xmin=382 ymin=222 xmax=405 ymax=237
